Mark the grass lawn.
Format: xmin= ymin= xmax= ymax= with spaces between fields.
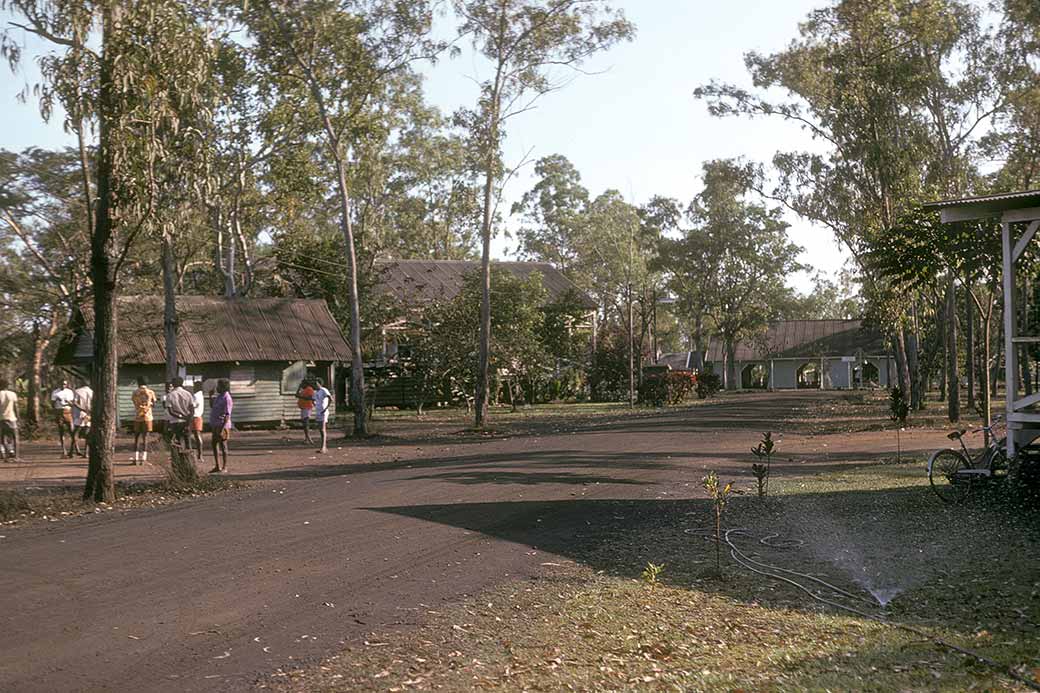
xmin=268 ymin=460 xmax=1040 ymax=692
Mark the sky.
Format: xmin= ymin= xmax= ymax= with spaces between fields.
xmin=0 ymin=1 xmax=850 ymax=293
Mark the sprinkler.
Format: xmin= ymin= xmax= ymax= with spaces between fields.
xmin=687 ymin=525 xmax=1040 ymax=692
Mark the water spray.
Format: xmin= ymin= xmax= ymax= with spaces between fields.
xmin=686 ymin=526 xmax=1040 ymax=692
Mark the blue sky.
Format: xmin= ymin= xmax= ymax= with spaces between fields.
xmin=0 ymin=1 xmax=848 ymax=292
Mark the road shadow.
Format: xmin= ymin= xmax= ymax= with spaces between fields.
xmin=363 ymin=485 xmax=1040 ymax=639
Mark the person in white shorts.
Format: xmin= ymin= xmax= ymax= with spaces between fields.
xmin=313 ymin=378 xmax=331 ymax=454
xmin=0 ymin=379 xmax=19 ymax=462
xmin=70 ymin=379 xmax=93 ymax=458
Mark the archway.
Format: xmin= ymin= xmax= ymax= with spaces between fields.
xmin=741 ymin=363 xmax=768 ymax=389
xmin=797 ymin=362 xmax=820 ymax=389
xmin=862 ymin=361 xmax=880 ymax=387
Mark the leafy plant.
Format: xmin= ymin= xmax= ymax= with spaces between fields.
xmin=667 ymin=371 xmax=698 ymax=404
xmin=640 ymin=561 xmax=664 ymax=591
xmin=695 ymin=371 xmax=721 ymax=399
xmin=750 ymin=431 xmax=776 ymax=497
xmin=889 ymin=387 xmax=910 ymax=462
xmin=702 ymin=471 xmax=732 ymax=574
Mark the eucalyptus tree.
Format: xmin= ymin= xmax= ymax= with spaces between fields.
xmin=2 ymin=1 xmax=214 ymax=501
xmin=241 ymin=0 xmax=441 ymax=437
xmin=689 ymin=160 xmax=804 ymax=390
xmin=452 ymin=0 xmax=634 ymax=427
xmin=0 ymin=148 xmax=92 ymax=428
xmin=584 ymin=190 xmax=644 ymax=404
xmin=695 ymin=0 xmax=1004 ymax=409
xmin=513 ymin=154 xmax=591 ymax=277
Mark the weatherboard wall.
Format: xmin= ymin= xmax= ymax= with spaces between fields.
xmin=114 ymin=362 xmax=336 ymax=427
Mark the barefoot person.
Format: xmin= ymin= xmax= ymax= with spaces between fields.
xmin=313 ymin=377 xmax=331 ymax=454
xmin=209 ymin=379 xmax=232 ymax=472
xmin=70 ymin=379 xmax=93 ymax=458
xmin=295 ymin=378 xmax=315 ymax=445
xmin=190 ymin=381 xmax=205 ymax=462
xmin=0 ymin=379 xmax=19 ymax=462
xmin=130 ymin=377 xmax=157 ymax=465
xmin=50 ymin=379 xmax=74 ymax=456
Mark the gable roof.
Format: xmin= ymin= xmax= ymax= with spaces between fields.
xmin=374 ymin=259 xmax=597 ymax=310
xmin=705 ymin=320 xmax=886 ymax=362
xmin=60 ymin=296 xmax=352 ymax=365
xmin=658 ymin=352 xmax=693 ymax=371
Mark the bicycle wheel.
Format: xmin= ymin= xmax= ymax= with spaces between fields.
xmin=928 ymin=449 xmax=972 ymax=504
xmin=989 ymin=443 xmax=1010 ymax=480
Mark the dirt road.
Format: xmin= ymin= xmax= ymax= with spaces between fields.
xmin=0 ymin=393 xmax=950 ymax=692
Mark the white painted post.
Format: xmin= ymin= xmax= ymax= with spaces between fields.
xmin=769 ymin=359 xmax=775 ymax=391
xmin=820 ymin=357 xmax=825 ymax=390
xmin=1003 ymin=221 xmax=1018 ymax=458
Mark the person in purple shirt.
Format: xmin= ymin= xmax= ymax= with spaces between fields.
xmin=209 ymin=378 xmax=232 ymax=473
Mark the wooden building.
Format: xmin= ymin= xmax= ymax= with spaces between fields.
xmin=926 ymin=190 xmax=1040 ymax=456
xmin=662 ymin=320 xmax=891 ymax=390
xmin=373 ymin=259 xmax=597 ymax=362
xmin=56 ymin=296 xmax=352 ymax=426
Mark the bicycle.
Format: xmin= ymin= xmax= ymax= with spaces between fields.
xmin=927 ymin=419 xmax=1008 ymax=504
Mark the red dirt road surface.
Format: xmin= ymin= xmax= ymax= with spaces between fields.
xmin=0 ymin=393 xmax=950 ymax=692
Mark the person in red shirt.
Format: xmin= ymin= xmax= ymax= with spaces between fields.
xmin=295 ymin=378 xmax=315 ymax=445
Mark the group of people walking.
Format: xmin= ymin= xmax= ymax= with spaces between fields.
xmin=0 ymin=372 xmax=331 ymax=471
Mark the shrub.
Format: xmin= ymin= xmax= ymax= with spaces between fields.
xmin=695 ymin=370 xmax=722 ymax=399
xmin=667 ymin=370 xmax=697 ymax=404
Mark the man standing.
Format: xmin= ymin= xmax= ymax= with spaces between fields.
xmin=50 ymin=379 xmax=74 ymax=456
xmin=313 ymin=377 xmax=331 ymax=454
xmin=190 ymin=381 xmax=205 ymax=462
xmin=164 ymin=376 xmax=194 ymax=451
xmin=209 ymin=378 xmax=232 ymax=473
xmin=295 ymin=378 xmax=315 ymax=445
xmin=70 ymin=379 xmax=93 ymax=458
xmin=130 ymin=377 xmax=157 ymax=466
xmin=0 ymin=379 xmax=19 ymax=462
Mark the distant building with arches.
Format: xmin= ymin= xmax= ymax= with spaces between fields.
xmin=662 ymin=320 xmax=893 ymax=390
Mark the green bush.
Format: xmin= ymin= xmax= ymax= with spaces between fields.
xmin=695 ymin=371 xmax=721 ymax=399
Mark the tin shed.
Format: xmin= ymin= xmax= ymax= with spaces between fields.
xmin=56 ymin=296 xmax=352 ymax=426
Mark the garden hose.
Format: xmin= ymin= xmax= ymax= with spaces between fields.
xmin=685 ymin=526 xmax=1040 ymax=691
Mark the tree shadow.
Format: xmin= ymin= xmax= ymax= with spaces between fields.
xmin=362 ymin=485 xmax=1040 ymax=642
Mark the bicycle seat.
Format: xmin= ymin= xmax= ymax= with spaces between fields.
xmin=947 ymin=430 xmax=967 ymax=440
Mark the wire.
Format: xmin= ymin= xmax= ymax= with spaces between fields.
xmin=697 ymin=527 xmax=1040 ymax=692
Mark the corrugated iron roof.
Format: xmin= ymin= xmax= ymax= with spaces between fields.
xmin=657 ymin=352 xmax=692 ymax=370
xmin=374 ymin=260 xmax=597 ymax=310
xmin=73 ymin=296 xmax=352 ymax=365
xmin=924 ymin=189 xmax=1040 ymax=209
xmin=705 ymin=320 xmax=886 ymax=362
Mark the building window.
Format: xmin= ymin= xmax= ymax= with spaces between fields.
xmin=229 ymin=366 xmax=257 ymax=396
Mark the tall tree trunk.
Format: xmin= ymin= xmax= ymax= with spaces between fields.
xmin=84 ymin=7 xmax=120 ymax=504
xmin=332 ymin=154 xmax=367 ymax=436
xmin=893 ymin=329 xmax=910 ymax=397
xmin=475 ymin=161 xmax=494 ymax=426
xmin=965 ymin=285 xmax=975 ymax=413
xmin=26 ymin=320 xmax=56 ymax=432
xmin=692 ymin=314 xmax=705 ymax=371
xmin=980 ymin=297 xmax=994 ymax=444
xmin=225 ymin=221 xmax=236 ymax=298
xmin=162 ymin=229 xmax=178 ymax=382
xmin=725 ymin=339 xmax=737 ymax=391
xmin=946 ymin=275 xmax=960 ymax=423
xmin=907 ymin=303 xmax=921 ymax=410
xmin=26 ymin=324 xmax=41 ymax=432
xmin=627 ymin=283 xmax=635 ymax=405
